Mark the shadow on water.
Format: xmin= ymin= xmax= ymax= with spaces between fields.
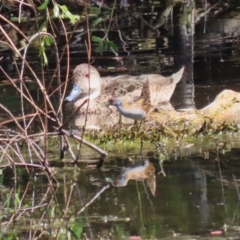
xmin=2 ymin=1 xmax=240 ymax=239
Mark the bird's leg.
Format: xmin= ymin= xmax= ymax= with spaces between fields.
xmin=134 ymin=120 xmax=142 ymax=131
xmin=106 ymin=106 xmax=113 ymax=116
xmin=118 ymin=113 xmax=122 ymax=124
xmin=126 ymin=120 xmax=140 ymax=131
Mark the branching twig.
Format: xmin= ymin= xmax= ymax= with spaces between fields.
xmin=77 ymin=184 xmax=110 ymax=215
xmin=60 ymin=129 xmax=108 ymax=158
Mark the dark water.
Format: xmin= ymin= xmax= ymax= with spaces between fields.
xmin=2 ymin=10 xmax=240 ymax=240
xmin=2 ymin=144 xmax=240 ymax=239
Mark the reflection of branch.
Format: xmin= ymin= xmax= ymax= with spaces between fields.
xmin=77 ymin=184 xmax=110 ymax=215
xmin=195 ymin=1 xmax=221 ymax=23
xmin=0 ymin=161 xmax=46 ymax=170
xmin=233 ymin=175 xmax=240 ymax=201
xmin=154 ymin=142 xmax=166 ymax=177
xmin=2 ymin=185 xmax=53 ymax=229
xmin=57 ymin=183 xmax=75 ymax=238
xmin=133 ymin=12 xmax=157 ymax=31
xmin=158 ymin=160 xmax=166 ymax=177
xmin=153 ymin=5 xmax=173 ymax=29
xmin=2 ymin=203 xmax=48 ymax=227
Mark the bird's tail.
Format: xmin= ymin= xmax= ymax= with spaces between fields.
xmin=171 ymin=66 xmax=185 ymax=84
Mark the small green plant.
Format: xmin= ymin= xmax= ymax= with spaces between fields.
xmin=37 ymin=0 xmax=80 ymax=64
xmin=38 ymin=23 xmax=54 ymax=65
xmin=91 ymin=36 xmax=118 ymax=55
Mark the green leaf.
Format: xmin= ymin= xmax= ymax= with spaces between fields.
xmin=38 ymin=0 xmax=50 ymax=10
xmin=58 ymin=5 xmax=68 ymax=12
xmin=39 ymin=43 xmax=45 ymax=54
xmin=92 ymin=17 xmax=104 ymax=26
xmin=40 ymin=21 xmax=47 ymax=32
xmin=91 ymin=36 xmax=102 ymax=43
xmin=105 ymin=41 xmax=109 ymax=49
xmin=105 ymin=177 xmax=113 ymax=183
xmin=6 ymin=193 xmax=10 ymax=208
xmin=39 ymin=44 xmax=48 ymax=65
xmin=106 ymin=66 xmax=116 ymax=70
xmin=98 ymin=42 xmax=104 ymax=55
xmin=42 ymin=51 xmax=48 ymax=65
xmin=72 ymin=224 xmax=83 ymax=238
xmin=53 ymin=4 xmax=60 ymax=17
xmin=45 ymin=36 xmax=53 ymax=46
xmin=50 ymin=206 xmax=55 ymax=218
xmin=59 ymin=5 xmax=80 ymax=24
xmin=108 ymin=41 xmax=118 ymax=51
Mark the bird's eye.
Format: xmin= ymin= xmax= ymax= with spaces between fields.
xmin=85 ymin=74 xmax=89 ymax=78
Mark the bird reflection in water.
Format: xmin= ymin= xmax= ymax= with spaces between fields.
xmin=107 ymin=159 xmax=156 ymax=196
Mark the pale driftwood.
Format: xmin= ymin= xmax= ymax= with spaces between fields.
xmin=149 ymin=90 xmax=240 ymax=131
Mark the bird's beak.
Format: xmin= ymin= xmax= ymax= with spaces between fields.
xmin=65 ymin=84 xmax=82 ymax=102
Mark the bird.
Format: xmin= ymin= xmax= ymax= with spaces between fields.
xmin=64 ymin=64 xmax=184 ymax=128
xmin=108 ymin=159 xmax=155 ymax=189
xmin=105 ymin=79 xmax=151 ymax=121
